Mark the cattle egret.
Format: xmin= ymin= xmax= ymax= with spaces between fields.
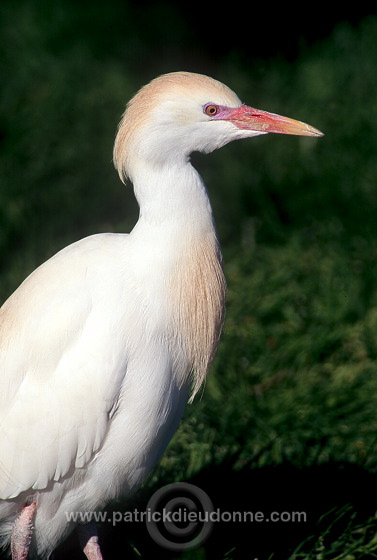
xmin=0 ymin=71 xmax=323 ymax=559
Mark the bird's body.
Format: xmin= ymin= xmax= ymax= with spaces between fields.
xmin=0 ymin=72 xmax=322 ymax=559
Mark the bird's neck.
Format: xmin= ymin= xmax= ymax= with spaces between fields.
xmin=132 ymin=160 xmax=215 ymax=232
xmin=131 ymin=160 xmax=226 ymax=399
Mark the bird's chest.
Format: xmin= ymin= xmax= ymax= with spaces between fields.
xmin=125 ymin=231 xmax=226 ymax=395
xmin=166 ymin=237 xmax=226 ymax=395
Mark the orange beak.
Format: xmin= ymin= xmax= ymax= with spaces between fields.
xmin=224 ymin=105 xmax=324 ymax=137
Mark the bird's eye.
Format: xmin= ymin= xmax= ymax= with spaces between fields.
xmin=204 ymin=104 xmax=219 ymax=116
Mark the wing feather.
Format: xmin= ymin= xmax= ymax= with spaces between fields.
xmin=0 ymin=235 xmax=133 ymax=499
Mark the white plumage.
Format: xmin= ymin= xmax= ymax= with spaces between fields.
xmin=0 ymin=71 xmax=322 ymax=559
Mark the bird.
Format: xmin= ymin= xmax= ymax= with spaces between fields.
xmin=0 ymin=71 xmax=323 ymax=559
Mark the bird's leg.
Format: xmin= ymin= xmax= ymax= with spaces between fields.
xmin=77 ymin=521 xmax=104 ymax=560
xmin=11 ymin=502 xmax=36 ymax=560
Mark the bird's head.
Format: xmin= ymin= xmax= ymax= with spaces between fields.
xmin=114 ymin=71 xmax=323 ymax=183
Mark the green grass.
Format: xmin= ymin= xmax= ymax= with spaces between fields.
xmin=1 ymin=3 xmax=377 ymax=559
xmin=110 ymin=233 xmax=377 ymax=560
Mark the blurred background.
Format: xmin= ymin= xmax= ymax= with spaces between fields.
xmin=1 ymin=1 xmax=377 ymax=558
